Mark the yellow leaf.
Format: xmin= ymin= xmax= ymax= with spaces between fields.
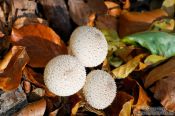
xmin=119 ymin=99 xmax=134 ymax=116
xmin=112 ymin=54 xmax=146 ymax=79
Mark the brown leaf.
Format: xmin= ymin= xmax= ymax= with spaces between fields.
xmin=68 ymin=0 xmax=107 ymax=25
xmin=23 ymin=67 xmax=45 ymax=88
xmin=95 ymin=14 xmax=118 ymax=31
xmin=105 ymin=91 xmax=134 ymax=116
xmin=40 ymin=0 xmax=72 ymax=41
xmin=151 ymin=73 xmax=175 ymax=111
xmin=118 ymin=9 xmax=168 ymax=38
xmin=0 ymin=46 xmax=29 ymax=91
xmin=104 ymin=1 xmax=121 ymax=17
xmin=10 ymin=24 xmax=67 ymax=67
xmin=144 ymin=57 xmax=175 ymax=88
xmin=13 ymin=17 xmax=48 ymax=29
xmin=15 ymin=99 xmax=46 ymax=116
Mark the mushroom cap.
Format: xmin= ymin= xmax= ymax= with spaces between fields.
xmin=44 ymin=55 xmax=86 ymax=96
xmin=69 ymin=26 xmax=108 ymax=67
xmin=83 ymin=70 xmax=117 ymax=109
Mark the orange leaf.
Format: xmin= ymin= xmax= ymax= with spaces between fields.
xmin=0 ymin=46 xmax=29 ymax=91
xmin=15 ymin=99 xmax=46 ymax=116
xmin=10 ymin=24 xmax=67 ymax=67
xmin=118 ymin=9 xmax=168 ymax=38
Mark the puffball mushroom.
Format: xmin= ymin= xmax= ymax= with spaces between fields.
xmin=44 ymin=55 xmax=86 ymax=96
xmin=69 ymin=26 xmax=108 ymax=67
xmin=83 ymin=70 xmax=116 ymax=109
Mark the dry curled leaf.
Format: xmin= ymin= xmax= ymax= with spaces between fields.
xmin=10 ymin=24 xmax=67 ymax=67
xmin=105 ymin=91 xmax=134 ymax=116
xmin=118 ymin=9 xmax=168 ymax=38
xmin=144 ymin=57 xmax=175 ymax=88
xmin=112 ymin=54 xmax=147 ymax=79
xmin=0 ymin=46 xmax=29 ymax=91
xmin=13 ymin=17 xmax=48 ymax=29
xmin=68 ymin=0 xmax=107 ymax=25
xmin=14 ymin=99 xmax=46 ymax=116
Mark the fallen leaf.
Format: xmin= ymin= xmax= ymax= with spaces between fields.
xmin=105 ymin=91 xmax=134 ymax=116
xmin=14 ymin=99 xmax=46 ymax=116
xmin=122 ymin=0 xmax=130 ymax=10
xmin=10 ymin=24 xmax=67 ymax=67
xmin=23 ymin=67 xmax=45 ymax=88
xmin=104 ymin=1 xmax=121 ymax=17
xmin=13 ymin=17 xmax=48 ymax=29
xmin=149 ymin=18 xmax=175 ymax=32
xmin=152 ymin=74 xmax=175 ymax=111
xmin=95 ymin=14 xmax=118 ymax=31
xmin=162 ymin=0 xmax=175 ymax=17
xmin=68 ymin=94 xmax=82 ymax=116
xmin=122 ymin=31 xmax=175 ymax=58
xmin=0 ymin=46 xmax=29 ymax=91
xmin=12 ymin=0 xmax=37 ymax=17
xmin=40 ymin=0 xmax=72 ymax=42
xmin=144 ymin=54 xmax=166 ymax=65
xmin=68 ymin=0 xmax=107 ymax=25
xmin=118 ymin=9 xmax=168 ymax=38
xmin=122 ymin=78 xmax=151 ymax=111
xmin=144 ymin=57 xmax=175 ymax=88
xmin=112 ymin=54 xmax=147 ymax=79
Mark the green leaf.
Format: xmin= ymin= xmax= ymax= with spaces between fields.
xmin=108 ymin=56 xmax=123 ymax=68
xmin=122 ymin=31 xmax=175 ymax=58
xmin=101 ymin=29 xmax=125 ymax=53
xmin=149 ymin=19 xmax=174 ymax=32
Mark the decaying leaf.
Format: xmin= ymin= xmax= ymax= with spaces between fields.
xmin=40 ymin=0 xmax=72 ymax=42
xmin=144 ymin=57 xmax=175 ymax=88
xmin=68 ymin=0 xmax=107 ymax=25
xmin=105 ymin=91 xmax=134 ymax=116
xmin=151 ymin=74 xmax=175 ymax=112
xmin=0 ymin=46 xmax=29 ymax=91
xmin=13 ymin=17 xmax=48 ymax=29
xmin=112 ymin=54 xmax=147 ymax=79
xmin=10 ymin=24 xmax=67 ymax=67
xmin=118 ymin=9 xmax=168 ymax=38
xmin=14 ymin=98 xmax=46 ymax=116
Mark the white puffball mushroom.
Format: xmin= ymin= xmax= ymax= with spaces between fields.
xmin=83 ymin=70 xmax=117 ymax=109
xmin=44 ymin=55 xmax=86 ymax=96
xmin=69 ymin=26 xmax=108 ymax=67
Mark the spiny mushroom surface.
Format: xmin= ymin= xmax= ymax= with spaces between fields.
xmin=44 ymin=55 xmax=86 ymax=96
xmin=69 ymin=26 xmax=108 ymax=67
xmin=83 ymin=70 xmax=116 ymax=109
